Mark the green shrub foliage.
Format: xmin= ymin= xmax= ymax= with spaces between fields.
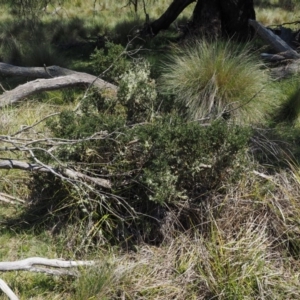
xmin=42 ymin=97 xmax=251 ymax=245
xmin=90 ymin=41 xmax=130 ymax=83
xmin=27 ymin=58 xmax=251 ymax=246
xmin=118 ymin=59 xmax=157 ymax=123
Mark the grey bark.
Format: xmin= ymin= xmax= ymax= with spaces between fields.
xmin=249 ymin=19 xmax=300 ymax=59
xmin=0 ymin=257 xmax=94 ymax=271
xmin=0 ymin=159 xmax=111 ymax=189
xmin=0 ymin=279 xmax=19 ymax=300
xmin=0 ymin=63 xmax=117 ymax=108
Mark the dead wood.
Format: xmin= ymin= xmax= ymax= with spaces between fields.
xmin=0 ymin=257 xmax=94 ymax=276
xmin=0 ymin=258 xmax=95 ymax=299
xmin=248 ymin=19 xmax=300 ymax=79
xmin=0 ymin=63 xmax=117 ymax=108
xmin=0 ymin=279 xmax=19 ymax=300
xmin=0 ymin=192 xmax=25 ymax=205
xmin=0 ymin=159 xmax=111 ymax=189
xmin=249 ymin=19 xmax=300 ymax=59
xmin=0 ymin=62 xmax=75 ymax=78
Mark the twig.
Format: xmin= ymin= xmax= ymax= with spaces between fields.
xmin=0 ymin=193 xmax=25 ymax=205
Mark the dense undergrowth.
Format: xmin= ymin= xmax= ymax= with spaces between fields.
xmin=1 ymin=0 xmax=300 ymax=299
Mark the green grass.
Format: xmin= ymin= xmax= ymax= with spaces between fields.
xmin=271 ymin=76 xmax=300 ymax=126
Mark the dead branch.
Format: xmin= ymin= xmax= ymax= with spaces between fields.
xmin=0 ymin=192 xmax=25 ymax=205
xmin=0 ymin=73 xmax=117 ymax=108
xmin=0 ymin=279 xmax=19 ymax=300
xmin=0 ymin=257 xmax=94 ymax=275
xmin=0 ymin=62 xmax=73 ymax=78
xmin=0 ymin=159 xmax=111 ymax=189
xmin=0 ymin=258 xmax=96 ymax=299
xmin=249 ymin=19 xmax=300 ymax=59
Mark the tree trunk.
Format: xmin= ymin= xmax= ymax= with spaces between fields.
xmin=148 ymin=0 xmax=256 ymax=40
xmin=191 ymin=0 xmax=221 ymax=38
xmin=219 ymin=0 xmax=255 ymax=40
xmin=146 ymin=0 xmax=195 ymax=35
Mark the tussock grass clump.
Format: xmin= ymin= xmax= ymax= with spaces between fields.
xmin=160 ymin=40 xmax=272 ymax=123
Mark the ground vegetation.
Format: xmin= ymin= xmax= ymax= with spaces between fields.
xmin=1 ymin=0 xmax=300 ymax=299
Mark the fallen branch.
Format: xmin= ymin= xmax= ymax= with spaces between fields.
xmin=0 ymin=257 xmax=94 ymax=276
xmin=249 ymin=19 xmax=300 ymax=59
xmin=0 ymin=63 xmax=75 ymax=78
xmin=0 ymin=192 xmax=25 ymax=205
xmin=0 ymin=279 xmax=19 ymax=300
xmin=0 ymin=159 xmax=111 ymax=189
xmin=0 ymin=73 xmax=117 ymax=108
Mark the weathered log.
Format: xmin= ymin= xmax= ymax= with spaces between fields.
xmin=249 ymin=19 xmax=300 ymax=59
xmin=0 ymin=73 xmax=117 ymax=108
xmin=0 ymin=62 xmax=118 ymax=108
xmin=261 ymin=53 xmax=287 ymax=62
xmin=0 ymin=258 xmax=96 ymax=299
xmin=0 ymin=63 xmax=75 ymax=78
xmin=0 ymin=159 xmax=111 ymax=189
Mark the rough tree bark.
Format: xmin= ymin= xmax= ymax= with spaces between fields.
xmin=148 ymin=0 xmax=256 ymax=40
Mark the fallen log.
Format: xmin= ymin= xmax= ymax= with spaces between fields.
xmin=249 ymin=19 xmax=300 ymax=59
xmin=0 ymin=63 xmax=75 ymax=78
xmin=0 ymin=192 xmax=25 ymax=205
xmin=0 ymin=63 xmax=118 ymax=108
xmin=0 ymin=258 xmax=96 ymax=299
xmin=0 ymin=73 xmax=117 ymax=108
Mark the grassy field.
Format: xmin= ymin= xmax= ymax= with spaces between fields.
xmin=1 ymin=0 xmax=300 ymax=299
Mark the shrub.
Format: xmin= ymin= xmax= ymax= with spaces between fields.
xmin=90 ymin=41 xmax=130 ymax=83
xmin=35 ymin=103 xmax=251 ymax=247
xmin=118 ymin=59 xmax=157 ymax=123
